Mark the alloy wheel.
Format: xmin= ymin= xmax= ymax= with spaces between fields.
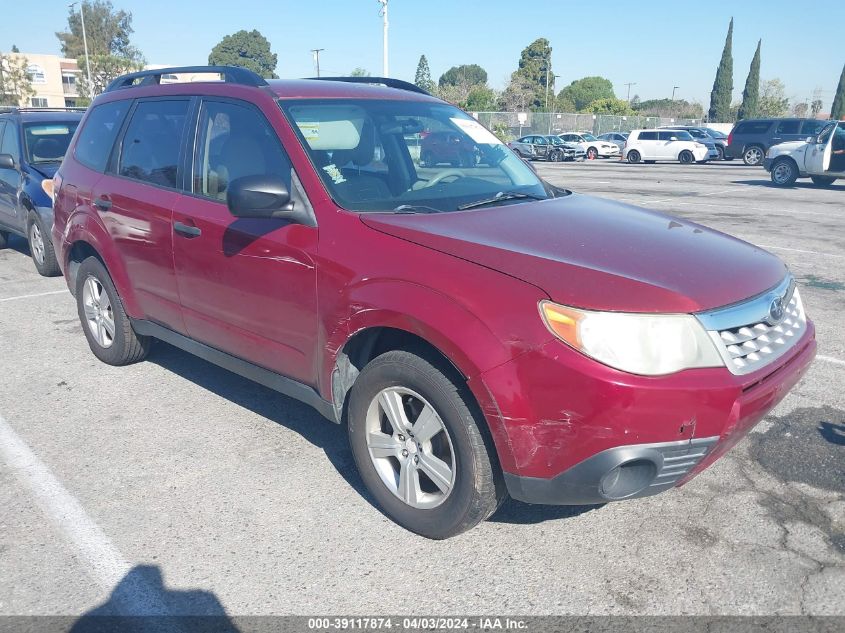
xmin=744 ymin=147 xmax=763 ymax=165
xmin=29 ymin=223 xmax=45 ymax=265
xmin=365 ymin=386 xmax=456 ymax=509
xmin=82 ymin=275 xmax=116 ymax=348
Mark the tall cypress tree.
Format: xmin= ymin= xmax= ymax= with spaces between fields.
xmin=737 ymin=39 xmax=761 ymax=120
xmin=708 ymin=18 xmax=734 ymax=122
xmin=831 ymin=63 xmax=845 ymax=120
xmin=414 ymin=55 xmax=436 ymax=94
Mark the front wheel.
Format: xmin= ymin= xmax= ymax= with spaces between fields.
xmin=679 ymin=150 xmax=695 ymax=164
xmin=716 ymin=145 xmax=725 ymax=161
xmin=743 ymin=146 xmax=764 ymax=166
xmin=348 ymin=350 xmax=503 ymax=539
xmin=770 ymin=158 xmax=798 ymax=186
xmin=810 ymin=175 xmax=836 ymax=186
xmin=75 ymin=256 xmax=151 ymax=365
xmin=28 ymin=213 xmax=61 ymax=277
xmin=586 ymin=147 xmax=598 ymax=160
xmin=627 ymin=150 xmax=641 ymax=164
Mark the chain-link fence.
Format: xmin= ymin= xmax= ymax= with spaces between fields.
xmin=474 ymin=112 xmax=705 ymax=142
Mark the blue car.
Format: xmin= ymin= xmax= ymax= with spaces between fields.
xmin=0 ymin=107 xmax=84 ymax=276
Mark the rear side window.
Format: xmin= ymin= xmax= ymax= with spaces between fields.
xmin=734 ymin=121 xmax=772 ymax=135
xmin=800 ymin=120 xmax=827 ymax=135
xmin=638 ymin=131 xmax=657 ymax=140
xmin=118 ymin=99 xmax=189 ymax=188
xmin=775 ymin=120 xmax=800 ymax=134
xmin=74 ymin=101 xmax=129 ymax=172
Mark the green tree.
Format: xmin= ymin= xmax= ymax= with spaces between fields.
xmin=464 ymin=86 xmax=498 ymax=111
xmin=831 ymin=63 xmax=845 ymax=119
xmin=634 ymin=98 xmax=704 ymax=119
xmin=438 ymin=64 xmax=487 ymax=89
xmin=0 ymin=53 xmax=35 ymax=106
xmin=11 ymin=45 xmax=19 ymax=53
xmin=583 ymin=97 xmax=634 ymax=115
xmin=792 ymin=102 xmax=808 ymax=117
xmin=708 ymin=17 xmax=734 ymax=121
xmin=78 ymin=54 xmax=143 ymax=96
xmin=757 ymin=79 xmax=790 ymax=117
xmin=208 ymin=29 xmax=278 ymax=79
xmin=414 ymin=55 xmax=435 ymax=94
xmin=504 ymin=38 xmax=554 ymax=111
xmin=737 ymin=39 xmax=761 ymax=120
xmin=350 ymin=67 xmax=370 ymax=77
xmin=557 ymin=76 xmax=614 ymax=112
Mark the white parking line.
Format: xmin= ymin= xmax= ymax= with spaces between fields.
xmin=757 ymin=245 xmax=845 ymax=259
xmin=818 ymin=355 xmax=845 ymax=367
xmin=0 ymin=290 xmax=67 ymax=303
xmin=0 ymin=413 xmax=170 ymax=615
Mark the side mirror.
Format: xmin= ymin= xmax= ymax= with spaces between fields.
xmin=226 ymin=175 xmax=297 ymax=220
xmin=0 ymin=154 xmax=15 ymax=170
xmin=669 ymin=136 xmax=678 ymax=141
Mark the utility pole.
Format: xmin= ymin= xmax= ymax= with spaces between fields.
xmin=69 ymin=2 xmax=92 ymax=97
xmin=671 ymin=85 xmax=680 ymax=101
xmin=625 ymin=82 xmax=636 ymax=102
xmin=310 ymin=48 xmax=324 ymax=77
xmin=377 ymin=0 xmax=389 ymax=77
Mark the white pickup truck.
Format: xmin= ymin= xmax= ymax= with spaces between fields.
xmin=765 ymin=120 xmax=845 ymax=186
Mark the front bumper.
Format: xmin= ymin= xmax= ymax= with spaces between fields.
xmin=473 ymin=322 xmax=816 ymax=505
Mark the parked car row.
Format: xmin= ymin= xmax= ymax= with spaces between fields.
xmin=507 ymin=135 xmax=585 ymax=161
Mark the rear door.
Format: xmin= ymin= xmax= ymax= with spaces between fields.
xmin=172 ymin=97 xmax=319 ymax=384
xmin=92 ymin=97 xmax=192 ymax=332
xmin=0 ymin=120 xmax=23 ymax=230
xmin=532 ymin=136 xmax=549 ymax=159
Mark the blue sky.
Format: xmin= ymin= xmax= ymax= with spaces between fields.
xmin=4 ymin=0 xmax=844 ymax=109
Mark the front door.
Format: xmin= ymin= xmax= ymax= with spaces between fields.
xmin=805 ymin=122 xmax=839 ymax=175
xmin=0 ymin=121 xmax=23 ymax=230
xmin=172 ymin=98 xmax=319 ymax=385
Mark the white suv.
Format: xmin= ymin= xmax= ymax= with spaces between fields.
xmin=623 ymin=129 xmax=710 ymax=164
xmin=764 ymin=120 xmax=845 ymax=187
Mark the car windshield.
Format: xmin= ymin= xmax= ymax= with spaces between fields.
xmin=673 ymin=131 xmax=694 ymax=141
xmin=23 ymin=121 xmax=79 ymax=163
xmin=581 ymin=133 xmax=598 ymax=141
xmin=280 ymin=99 xmax=550 ymax=212
xmin=686 ymin=129 xmax=707 ymax=138
xmin=706 ymin=129 xmax=727 ymax=139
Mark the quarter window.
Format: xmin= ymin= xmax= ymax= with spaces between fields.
xmin=735 ymin=121 xmax=772 ymax=135
xmin=75 ymin=101 xmax=130 ymax=172
xmin=118 ymin=99 xmax=189 ymax=188
xmin=192 ymin=100 xmax=292 ymax=201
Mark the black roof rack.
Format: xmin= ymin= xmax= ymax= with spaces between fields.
xmin=105 ymin=65 xmax=269 ymax=92
xmin=308 ymin=76 xmax=431 ymax=96
xmin=0 ymin=106 xmax=87 ymax=114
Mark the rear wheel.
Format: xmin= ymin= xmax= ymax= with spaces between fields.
xmin=348 ymin=350 xmax=504 ymax=539
xmin=75 ymin=256 xmax=151 ymax=366
xmin=27 ymin=213 xmax=60 ymax=277
xmin=743 ymin=146 xmax=764 ymax=166
xmin=679 ymin=150 xmax=695 ymax=164
xmin=770 ymin=157 xmax=798 ymax=186
xmin=810 ymin=175 xmax=836 ymax=186
xmin=627 ymin=150 xmax=641 ymax=164
xmin=716 ymin=145 xmax=725 ymax=161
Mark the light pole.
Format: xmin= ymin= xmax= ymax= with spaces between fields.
xmin=671 ymin=85 xmax=679 ymax=101
xmin=310 ymin=49 xmax=324 ymax=77
xmin=548 ymin=74 xmax=560 ymax=134
xmin=69 ymin=2 xmax=92 ymax=97
xmin=624 ymin=82 xmax=636 ymax=103
xmin=377 ymin=0 xmax=389 ymax=76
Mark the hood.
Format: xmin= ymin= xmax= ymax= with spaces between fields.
xmin=360 ymin=194 xmax=786 ymax=313
xmin=28 ymin=162 xmax=59 ymax=179
xmin=769 ymin=140 xmax=808 ymax=154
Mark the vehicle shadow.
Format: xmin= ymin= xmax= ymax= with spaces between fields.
xmin=489 ymin=499 xmax=601 ymax=525
xmin=69 ymin=564 xmax=239 ymax=633
xmin=731 ymin=179 xmax=845 ymax=190
xmin=145 ymin=342 xmax=376 ymax=505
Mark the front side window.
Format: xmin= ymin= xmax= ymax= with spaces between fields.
xmin=75 ymin=100 xmax=130 ymax=172
xmin=736 ymin=121 xmax=772 ymax=135
xmin=118 ymin=99 xmax=189 ymax=188
xmin=281 ymin=99 xmax=548 ymax=212
xmin=24 ymin=121 xmax=80 ymax=164
xmin=192 ymin=100 xmax=292 ymax=201
xmin=0 ymin=121 xmax=20 ymax=159
xmin=800 ymin=120 xmax=828 ymax=136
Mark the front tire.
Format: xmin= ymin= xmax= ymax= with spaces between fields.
xmin=679 ymin=150 xmax=695 ymax=164
xmin=810 ymin=175 xmax=836 ymax=186
xmin=586 ymin=147 xmax=598 ymax=160
xmin=348 ymin=350 xmax=503 ymax=539
xmin=716 ymin=145 xmax=725 ymax=161
xmin=75 ymin=256 xmax=150 ymax=366
xmin=743 ymin=146 xmax=764 ymax=166
xmin=770 ymin=158 xmax=798 ymax=186
xmin=27 ymin=213 xmax=61 ymax=277
xmin=627 ymin=150 xmax=641 ymax=164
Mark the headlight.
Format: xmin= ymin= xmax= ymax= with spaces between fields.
xmin=540 ymin=301 xmax=724 ymax=375
xmin=694 ymin=143 xmax=706 ymax=149
xmin=41 ymin=178 xmax=55 ymax=201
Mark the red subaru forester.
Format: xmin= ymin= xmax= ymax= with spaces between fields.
xmin=52 ymin=67 xmax=816 ymax=539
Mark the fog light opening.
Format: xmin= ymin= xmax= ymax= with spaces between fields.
xmin=599 ymin=459 xmax=658 ymax=500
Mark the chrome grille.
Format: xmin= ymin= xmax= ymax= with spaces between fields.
xmin=696 ymin=276 xmax=806 ymax=376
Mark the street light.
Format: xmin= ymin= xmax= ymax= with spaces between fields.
xmin=624 ymin=82 xmax=637 ymax=103
xmin=376 ymin=0 xmax=388 ymax=76
xmin=671 ymin=85 xmax=680 ymax=101
xmin=69 ymin=2 xmax=92 ymax=97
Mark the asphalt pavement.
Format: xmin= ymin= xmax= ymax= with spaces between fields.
xmin=0 ymin=160 xmax=842 ymax=619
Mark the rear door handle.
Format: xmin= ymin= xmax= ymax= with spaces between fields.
xmin=174 ymin=221 xmax=201 ymax=238
xmin=93 ymin=196 xmax=111 ymax=211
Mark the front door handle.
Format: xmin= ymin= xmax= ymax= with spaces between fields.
xmin=93 ymin=196 xmax=111 ymax=211
xmin=174 ymin=221 xmax=201 ymax=238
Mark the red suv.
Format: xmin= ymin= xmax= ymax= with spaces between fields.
xmin=52 ymin=67 xmax=816 ymax=539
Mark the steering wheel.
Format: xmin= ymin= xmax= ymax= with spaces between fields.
xmin=424 ymin=168 xmax=466 ymax=188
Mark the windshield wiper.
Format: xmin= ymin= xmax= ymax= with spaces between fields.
xmin=457 ymin=191 xmax=545 ymax=211
xmin=393 ymin=204 xmax=440 ymax=214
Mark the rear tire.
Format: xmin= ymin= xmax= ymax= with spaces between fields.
xmin=679 ymin=150 xmax=695 ymax=164
xmin=75 ymin=256 xmax=151 ymax=366
xmin=770 ymin=157 xmax=798 ymax=186
xmin=743 ymin=146 xmax=764 ymax=166
xmin=27 ymin=213 xmax=61 ymax=277
xmin=810 ymin=175 xmax=836 ymax=186
xmin=348 ymin=350 xmax=504 ymax=539
xmin=627 ymin=150 xmax=641 ymax=164
xmin=716 ymin=145 xmax=725 ymax=161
